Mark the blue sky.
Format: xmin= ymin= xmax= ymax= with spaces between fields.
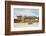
xmin=14 ymin=8 xmax=39 ymax=17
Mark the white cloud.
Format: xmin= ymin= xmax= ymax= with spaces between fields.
xmin=14 ymin=9 xmax=39 ymax=17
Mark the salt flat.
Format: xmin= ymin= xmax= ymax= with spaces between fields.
xmin=14 ymin=22 xmax=39 ymax=28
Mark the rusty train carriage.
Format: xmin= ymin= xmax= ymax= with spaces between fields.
xmin=14 ymin=16 xmax=39 ymax=24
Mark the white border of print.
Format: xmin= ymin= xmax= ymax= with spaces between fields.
xmin=11 ymin=5 xmax=42 ymax=31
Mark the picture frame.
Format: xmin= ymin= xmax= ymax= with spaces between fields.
xmin=5 ymin=1 xmax=45 ymax=35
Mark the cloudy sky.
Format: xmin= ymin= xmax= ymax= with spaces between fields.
xmin=14 ymin=8 xmax=39 ymax=17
